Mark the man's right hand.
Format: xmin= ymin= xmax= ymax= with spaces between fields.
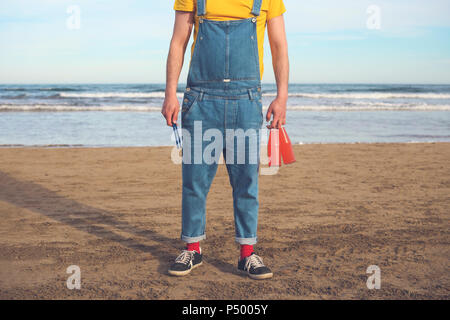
xmin=161 ymin=94 xmax=180 ymax=126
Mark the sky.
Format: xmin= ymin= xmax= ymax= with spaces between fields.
xmin=0 ymin=0 xmax=449 ymax=84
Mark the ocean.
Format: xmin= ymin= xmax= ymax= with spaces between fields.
xmin=0 ymin=83 xmax=449 ymax=147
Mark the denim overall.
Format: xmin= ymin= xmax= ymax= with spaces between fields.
xmin=180 ymin=0 xmax=263 ymax=245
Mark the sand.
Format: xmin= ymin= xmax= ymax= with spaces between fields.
xmin=0 ymin=143 xmax=449 ymax=299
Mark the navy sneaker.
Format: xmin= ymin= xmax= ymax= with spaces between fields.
xmin=237 ymin=252 xmax=273 ymax=280
xmin=168 ymin=249 xmax=203 ymax=276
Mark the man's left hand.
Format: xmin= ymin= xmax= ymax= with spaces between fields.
xmin=266 ymin=97 xmax=287 ymax=129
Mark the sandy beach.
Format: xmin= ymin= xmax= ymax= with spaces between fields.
xmin=0 ymin=143 xmax=449 ymax=299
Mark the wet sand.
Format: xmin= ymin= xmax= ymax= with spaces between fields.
xmin=0 ymin=143 xmax=449 ymax=299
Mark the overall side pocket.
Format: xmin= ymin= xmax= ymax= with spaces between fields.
xmin=181 ymin=92 xmax=198 ymax=123
xmin=254 ymin=92 xmax=264 ymax=128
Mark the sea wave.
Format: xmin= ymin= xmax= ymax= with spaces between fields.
xmin=1 ymin=87 xmax=82 ymax=92
xmin=338 ymin=86 xmax=446 ymax=93
xmin=1 ymin=104 xmax=450 ymax=112
xmin=2 ymin=94 xmax=27 ymax=99
xmin=59 ymin=92 xmax=180 ymax=98
xmin=262 ymin=92 xmax=450 ymax=99
xmin=55 ymin=91 xmax=450 ymax=100
xmin=284 ymin=105 xmax=450 ymax=111
xmin=37 ymin=87 xmax=82 ymax=92
xmin=2 ymin=88 xmax=27 ymax=92
xmin=0 ymin=105 xmax=162 ymax=112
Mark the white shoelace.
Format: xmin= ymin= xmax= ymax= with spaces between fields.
xmin=245 ymin=254 xmax=265 ymax=271
xmin=175 ymin=250 xmax=194 ymax=265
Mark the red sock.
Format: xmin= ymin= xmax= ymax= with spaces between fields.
xmin=240 ymin=244 xmax=254 ymax=260
xmin=186 ymin=242 xmax=200 ymax=253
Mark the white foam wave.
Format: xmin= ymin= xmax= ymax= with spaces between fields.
xmin=263 ymin=92 xmax=450 ymax=99
xmin=60 ymin=92 xmax=183 ymax=98
xmin=2 ymin=104 xmax=450 ymax=112
xmin=0 ymin=105 xmax=162 ymax=112
xmin=57 ymin=91 xmax=450 ymax=100
xmin=280 ymin=105 xmax=450 ymax=111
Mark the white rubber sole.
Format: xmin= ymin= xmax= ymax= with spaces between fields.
xmin=168 ymin=261 xmax=203 ymax=277
xmin=238 ymin=268 xmax=273 ymax=280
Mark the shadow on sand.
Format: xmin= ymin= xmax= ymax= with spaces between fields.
xmin=0 ymin=170 xmax=237 ymax=276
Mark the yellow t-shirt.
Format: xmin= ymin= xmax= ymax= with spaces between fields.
xmin=174 ymin=0 xmax=286 ymax=80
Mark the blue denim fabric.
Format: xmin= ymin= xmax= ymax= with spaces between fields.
xmin=181 ymin=0 xmax=263 ymax=245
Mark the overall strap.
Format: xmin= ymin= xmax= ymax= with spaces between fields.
xmin=197 ymin=0 xmax=206 ymax=16
xmin=251 ymin=0 xmax=263 ymax=16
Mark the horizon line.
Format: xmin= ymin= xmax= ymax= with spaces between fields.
xmin=1 ymin=82 xmax=450 ymax=86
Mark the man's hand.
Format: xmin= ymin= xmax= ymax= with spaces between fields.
xmin=161 ymin=94 xmax=180 ymax=126
xmin=266 ymin=96 xmax=287 ymax=129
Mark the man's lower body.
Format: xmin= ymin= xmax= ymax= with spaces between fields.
xmin=168 ymin=86 xmax=273 ymax=279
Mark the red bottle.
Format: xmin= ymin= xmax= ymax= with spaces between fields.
xmin=279 ymin=127 xmax=296 ymax=164
xmin=268 ymin=128 xmax=281 ymax=167
xmin=268 ymin=127 xmax=296 ymax=167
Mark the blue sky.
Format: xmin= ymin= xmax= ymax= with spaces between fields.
xmin=0 ymin=0 xmax=449 ymax=84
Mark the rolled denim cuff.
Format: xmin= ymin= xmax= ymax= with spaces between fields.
xmin=181 ymin=233 xmax=206 ymax=243
xmin=235 ymin=237 xmax=257 ymax=245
